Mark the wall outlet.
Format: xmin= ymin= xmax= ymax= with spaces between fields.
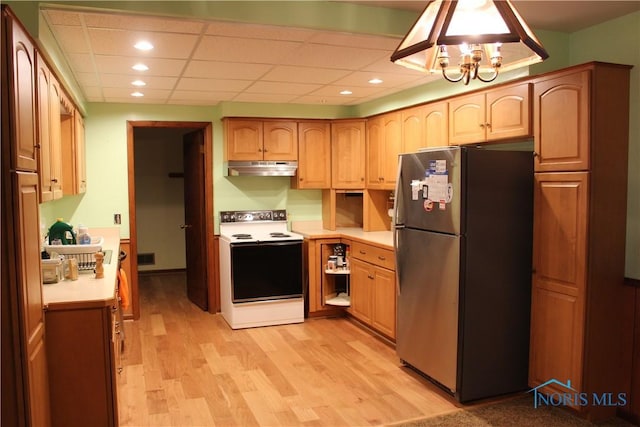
xmin=114 ymin=214 xmax=121 ymax=224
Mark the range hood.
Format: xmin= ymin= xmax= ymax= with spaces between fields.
xmin=225 ymin=161 xmax=298 ymax=177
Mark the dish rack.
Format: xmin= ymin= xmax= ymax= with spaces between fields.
xmin=44 ymin=237 xmax=104 ymax=271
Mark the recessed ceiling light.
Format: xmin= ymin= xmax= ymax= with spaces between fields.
xmin=369 ymin=78 xmax=383 ymax=84
xmin=340 ymin=90 xmax=353 ymax=95
xmin=132 ymin=63 xmax=149 ymax=71
xmin=131 ymin=80 xmax=146 ymax=87
xmin=131 ymin=92 xmax=144 ymax=97
xmin=134 ymin=40 xmax=154 ymax=51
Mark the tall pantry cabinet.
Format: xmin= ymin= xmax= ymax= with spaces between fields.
xmin=528 ymin=62 xmax=632 ymax=421
xmin=1 ymin=5 xmax=51 ymax=426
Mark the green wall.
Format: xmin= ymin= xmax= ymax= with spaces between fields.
xmin=23 ymin=1 xmax=640 ymax=278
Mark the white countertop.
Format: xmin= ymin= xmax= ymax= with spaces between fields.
xmin=42 ymin=227 xmax=121 ymax=309
xmin=292 ymin=221 xmax=394 ymax=249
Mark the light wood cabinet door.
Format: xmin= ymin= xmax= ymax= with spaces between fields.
xmin=263 ymin=120 xmax=297 ymax=160
xmin=365 ymin=116 xmax=383 ymax=188
xmin=372 ymin=266 xmax=396 ymax=339
xmin=8 ymin=15 xmax=38 ymax=172
xmin=331 ymin=120 xmax=365 ymax=189
xmin=48 ymin=75 xmax=63 ymax=199
xmin=350 ymin=258 xmax=373 ymax=324
xmin=225 ymin=119 xmax=263 ymax=160
xmin=294 ymin=121 xmax=331 ymax=189
xmin=402 ymin=102 xmax=448 ymax=152
xmin=62 ymin=108 xmax=87 ymax=195
xmin=529 ymin=172 xmax=588 ymax=393
xmin=448 ymin=93 xmax=485 ymax=145
xmin=533 ymin=71 xmax=590 ymax=172
xmin=366 ymin=113 xmax=401 ymax=190
xmin=36 ymin=55 xmax=53 ymax=201
xmin=486 ymin=83 xmax=531 ymax=141
xmin=74 ymin=112 xmax=87 ymax=193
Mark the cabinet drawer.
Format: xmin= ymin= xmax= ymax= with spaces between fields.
xmin=351 ymin=242 xmax=394 ymax=270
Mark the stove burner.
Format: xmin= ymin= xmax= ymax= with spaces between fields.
xmin=232 ymin=234 xmax=253 ymax=240
xmin=269 ymin=232 xmax=291 ymax=238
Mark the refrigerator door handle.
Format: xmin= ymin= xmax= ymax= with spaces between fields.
xmin=393 ymin=225 xmax=404 ymax=295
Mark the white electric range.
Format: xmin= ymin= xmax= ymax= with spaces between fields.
xmin=218 ymin=209 xmax=305 ymax=329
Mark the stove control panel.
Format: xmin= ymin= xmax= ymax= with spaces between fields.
xmin=220 ymin=209 xmax=287 ymax=223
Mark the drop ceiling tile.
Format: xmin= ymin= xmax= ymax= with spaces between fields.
xmin=363 ymin=56 xmax=428 ymax=75
xmin=308 ymin=31 xmax=401 ymax=50
xmin=244 ymin=81 xmax=321 ymax=95
xmin=87 ymin=28 xmax=199 ymax=59
xmin=94 ymin=55 xmax=186 ymax=76
xmin=100 ymin=74 xmax=178 ymax=89
xmin=42 ymin=9 xmax=82 ymax=26
xmin=309 ymin=84 xmax=387 ymax=97
xmin=170 ymin=90 xmax=237 ymax=102
xmin=67 ymin=53 xmax=97 ymax=73
xmin=48 ymin=26 xmax=90 ymax=54
xmin=166 ymin=98 xmax=222 ymax=106
xmin=81 ymin=86 xmax=104 ymax=100
xmin=103 ymin=87 xmax=171 ymax=99
xmin=83 ymin=12 xmax=205 ymax=33
xmin=332 ymin=70 xmax=429 ymax=88
xmin=232 ymin=93 xmax=299 ymax=103
xmin=293 ymin=94 xmax=361 ymax=105
xmin=205 ymin=21 xmax=315 ymax=41
xmin=193 ymin=35 xmax=302 ymax=64
xmin=183 ymin=61 xmax=272 ymax=80
xmin=75 ymin=72 xmax=100 ymax=86
xmin=176 ymin=78 xmax=252 ymax=92
xmin=281 ymin=44 xmax=385 ymax=69
xmin=262 ymin=65 xmax=350 ymax=84
xmin=103 ymin=96 xmax=166 ymax=104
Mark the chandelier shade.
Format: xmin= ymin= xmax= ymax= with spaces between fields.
xmin=391 ymin=0 xmax=549 ymax=84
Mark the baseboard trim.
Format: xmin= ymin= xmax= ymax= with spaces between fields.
xmin=138 ymin=268 xmax=186 ymax=276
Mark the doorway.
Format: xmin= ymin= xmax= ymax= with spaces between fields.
xmin=126 ymin=121 xmax=217 ymax=319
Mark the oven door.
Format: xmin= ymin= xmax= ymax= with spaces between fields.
xmin=230 ymin=240 xmax=303 ymax=303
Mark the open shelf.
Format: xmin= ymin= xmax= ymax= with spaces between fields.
xmin=325 ymin=292 xmax=350 ymax=307
xmin=325 ymin=269 xmax=350 ymax=275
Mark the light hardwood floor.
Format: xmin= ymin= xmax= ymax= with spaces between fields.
xmin=117 ymin=272 xmax=463 ymax=426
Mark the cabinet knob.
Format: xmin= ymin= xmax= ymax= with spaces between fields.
xmin=263 ymin=148 xmax=268 ymax=152
xmin=299 ymin=177 xmax=304 ymax=182
xmin=479 ymin=123 xmax=485 ymax=128
xmin=367 ymin=274 xmax=374 ymax=280
xmin=51 ymin=178 xmax=58 ymax=183
xmin=486 ymin=123 xmax=491 ymax=128
xmin=378 ymin=256 xmax=386 ymax=261
xmin=359 ymin=250 xmax=366 ymax=255
xmin=258 ymin=148 xmax=263 ymax=152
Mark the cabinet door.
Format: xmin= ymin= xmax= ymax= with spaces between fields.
xmin=295 ymin=121 xmax=331 ymax=189
xmin=372 ymin=266 xmax=396 ymax=339
xmin=350 ymin=258 xmax=372 ymax=324
xmin=448 ymin=93 xmax=485 ymax=145
xmin=381 ymin=112 xmax=402 ymax=189
xmin=401 ymin=106 xmax=423 ymax=153
xmin=263 ymin=120 xmax=297 ymax=160
xmin=74 ymin=112 xmax=87 ymax=193
xmin=9 ymin=16 xmax=38 ymax=172
xmin=529 ymin=172 xmax=588 ymax=393
xmin=225 ymin=119 xmax=263 ymax=160
xmin=331 ymin=120 xmax=365 ymax=189
xmin=533 ymin=71 xmax=590 ymax=172
xmin=486 ymin=83 xmax=531 ymax=141
xmin=423 ymin=101 xmax=448 ymax=148
xmin=365 ymin=116 xmax=384 ymax=189
xmin=15 ymin=172 xmax=51 ymax=426
xmin=48 ymin=75 xmax=63 ymax=199
xmin=36 ymin=55 xmax=53 ymax=201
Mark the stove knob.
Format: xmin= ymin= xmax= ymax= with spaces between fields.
xmin=258 ymin=213 xmax=265 ymax=220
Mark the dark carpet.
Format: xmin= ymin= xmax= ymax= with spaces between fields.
xmin=390 ymin=395 xmax=635 ymax=427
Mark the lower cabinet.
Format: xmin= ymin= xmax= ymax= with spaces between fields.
xmin=46 ymin=303 xmax=120 ymax=427
xmin=350 ymin=258 xmax=396 ymax=340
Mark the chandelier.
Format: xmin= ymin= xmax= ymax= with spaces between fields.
xmin=390 ymin=0 xmax=549 ymax=85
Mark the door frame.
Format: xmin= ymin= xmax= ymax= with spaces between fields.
xmin=126 ymin=121 xmax=217 ymax=319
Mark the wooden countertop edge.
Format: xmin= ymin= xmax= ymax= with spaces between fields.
xmin=45 ymin=296 xmax=116 ymax=311
xmin=297 ymin=230 xmax=394 ymax=250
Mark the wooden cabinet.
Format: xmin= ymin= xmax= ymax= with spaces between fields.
xmin=306 ymin=238 xmax=348 ymax=316
xmin=350 ymin=241 xmax=396 ymax=340
xmin=366 ymin=112 xmax=401 ymax=190
xmin=402 ymin=101 xmax=448 ymax=153
xmin=449 ymin=82 xmax=531 ymax=145
xmin=528 ymin=63 xmax=632 ymax=421
xmin=224 ymin=118 xmax=297 ymax=161
xmin=61 ymin=103 xmax=87 ymax=195
xmin=46 ymin=303 xmax=120 ymax=427
xmin=2 ymin=7 xmax=52 ymax=425
xmin=36 ymin=53 xmax=63 ymax=201
xmin=292 ymin=121 xmax=331 ymax=189
xmin=331 ymin=120 xmax=366 ymax=189
xmin=533 ymin=70 xmax=589 ymax=172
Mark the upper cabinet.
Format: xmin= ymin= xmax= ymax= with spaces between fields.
xmin=331 ymin=120 xmax=366 ymax=189
xmin=292 ymin=121 xmax=331 ymax=189
xmin=61 ymin=97 xmax=86 ymax=195
xmin=224 ymin=118 xmax=297 ymax=161
xmin=36 ymin=53 xmax=64 ymax=201
xmin=366 ymin=112 xmax=401 ymax=190
xmin=533 ymin=70 xmax=589 ymax=172
xmin=449 ymin=82 xmax=531 ymax=145
xmin=6 ymin=12 xmax=38 ymax=172
xmin=402 ymin=101 xmax=448 ymax=153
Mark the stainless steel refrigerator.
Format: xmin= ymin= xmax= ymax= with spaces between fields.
xmin=394 ymin=146 xmax=533 ymax=402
